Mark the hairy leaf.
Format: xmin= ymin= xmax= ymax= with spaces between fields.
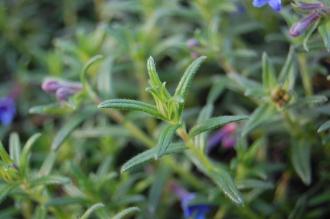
xmin=262 ymin=53 xmax=277 ymax=91
xmin=156 ymin=124 xmax=180 ymax=157
xmin=80 ymin=203 xmax=105 ymax=219
xmin=190 ymin=115 xmax=248 ymax=137
xmin=121 ymin=143 xmax=186 ymax=172
xmin=291 ymin=139 xmax=311 ymax=185
xmin=174 ymin=56 xmax=207 ymax=113
xmin=318 ymin=120 xmax=330 ymax=133
xmin=112 ymin=207 xmax=140 ymax=219
xmin=208 ymin=169 xmax=244 ymax=205
xmin=242 ymin=104 xmax=275 ymax=136
xmin=98 ymin=99 xmax=163 ymax=119
xmin=52 ymin=111 xmax=94 ymax=151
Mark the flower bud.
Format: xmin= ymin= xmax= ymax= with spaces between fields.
xmin=41 ymin=79 xmax=61 ymax=93
xmin=295 ymin=2 xmax=324 ymax=11
xmin=55 ymin=87 xmax=77 ymax=102
xmin=289 ymin=12 xmax=320 ymax=37
xmin=186 ymin=38 xmax=200 ymax=49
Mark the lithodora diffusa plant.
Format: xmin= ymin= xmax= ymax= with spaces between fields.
xmin=98 ymin=56 xmax=248 ymax=205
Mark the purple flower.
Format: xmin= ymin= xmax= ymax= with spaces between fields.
xmin=187 ymin=38 xmax=201 ymax=59
xmin=207 ymin=123 xmax=237 ymax=152
xmin=171 ymin=183 xmax=212 ymax=219
xmin=253 ymin=0 xmax=282 ymax=12
xmin=294 ymin=2 xmax=324 ymax=11
xmin=0 ymin=97 xmax=16 ymax=126
xmin=42 ymin=79 xmax=82 ymax=102
xmin=289 ymin=11 xmax=321 ymax=37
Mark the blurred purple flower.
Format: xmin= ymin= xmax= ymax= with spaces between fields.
xmin=171 ymin=183 xmax=212 ymax=219
xmin=294 ymin=2 xmax=324 ymax=11
xmin=289 ymin=11 xmax=321 ymax=37
xmin=187 ymin=38 xmax=201 ymax=59
xmin=0 ymin=97 xmax=16 ymax=126
xmin=207 ymin=123 xmax=237 ymax=152
xmin=253 ymin=0 xmax=282 ymax=12
xmin=42 ymin=79 xmax=82 ymax=102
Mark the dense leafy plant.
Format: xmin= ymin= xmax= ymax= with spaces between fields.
xmin=1 ymin=0 xmax=330 ymax=218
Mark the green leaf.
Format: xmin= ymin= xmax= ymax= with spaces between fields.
xmin=80 ymin=55 xmax=104 ymax=100
xmin=190 ymin=115 xmax=248 ymax=137
xmin=80 ymin=203 xmax=105 ymax=219
xmin=30 ymin=175 xmax=71 ymax=187
xmin=39 ymin=151 xmax=57 ymax=176
xmin=279 ymin=46 xmax=295 ymax=83
xmin=20 ymin=133 xmax=41 ymax=177
xmin=262 ymin=53 xmax=277 ymax=91
xmin=121 ymin=143 xmax=186 ymax=172
xmin=174 ymin=56 xmax=207 ymax=113
xmin=318 ymin=19 xmax=330 ymax=52
xmin=0 ymin=142 xmax=12 ymax=164
xmin=236 ymin=179 xmax=273 ymax=190
xmin=32 ymin=206 xmax=47 ymax=219
xmin=52 ymin=111 xmax=94 ymax=151
xmin=29 ymin=103 xmax=72 ymax=115
xmin=46 ymin=197 xmax=85 ymax=207
xmin=194 ymin=104 xmax=214 ymax=150
xmin=208 ymin=169 xmax=243 ymax=205
xmin=242 ymin=104 xmax=275 ymax=136
xmin=228 ymin=73 xmax=264 ymax=97
xmin=9 ymin=133 xmax=20 ymax=165
xmin=303 ymin=19 xmax=320 ymax=52
xmin=148 ymin=166 xmax=170 ymax=215
xmin=291 ymin=139 xmax=311 ymax=185
xmin=156 ymin=124 xmax=180 ymax=158
xmin=147 ymin=57 xmax=162 ymax=87
xmin=318 ymin=120 xmax=330 ymax=133
xmin=112 ymin=207 xmax=140 ymax=219
xmin=98 ymin=99 xmax=164 ymax=119
xmin=0 ymin=184 xmax=16 ymax=204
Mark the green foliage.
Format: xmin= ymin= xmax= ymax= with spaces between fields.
xmin=1 ymin=0 xmax=330 ymax=218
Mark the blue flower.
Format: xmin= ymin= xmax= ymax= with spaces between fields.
xmin=172 ymin=183 xmax=212 ymax=219
xmin=253 ymin=0 xmax=282 ymax=12
xmin=0 ymin=97 xmax=16 ymax=126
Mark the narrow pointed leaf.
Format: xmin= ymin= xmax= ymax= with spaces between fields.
xmin=0 ymin=142 xmax=12 ymax=164
xmin=0 ymin=184 xmax=16 ymax=204
xmin=174 ymin=56 xmax=206 ymax=114
xmin=147 ymin=57 xmax=162 ymax=87
xmin=262 ymin=53 xmax=277 ymax=91
xmin=9 ymin=133 xmax=20 ymax=165
xmin=190 ymin=115 xmax=248 ymax=137
xmin=175 ymin=56 xmax=206 ymax=98
xmin=291 ymin=140 xmax=311 ymax=185
xmin=112 ymin=207 xmax=140 ymax=219
xmin=279 ymin=47 xmax=295 ymax=84
xmin=148 ymin=166 xmax=170 ymax=215
xmin=121 ymin=143 xmax=186 ymax=172
xmin=156 ymin=124 xmax=180 ymax=157
xmin=98 ymin=99 xmax=163 ymax=119
xmin=236 ymin=179 xmax=274 ymax=190
xmin=194 ymin=104 xmax=214 ymax=149
xmin=20 ymin=133 xmax=42 ymax=177
xmin=30 ymin=175 xmax=71 ymax=187
xmin=318 ymin=120 xmax=330 ymax=133
xmin=318 ymin=20 xmax=330 ymax=52
xmin=242 ymin=104 xmax=275 ymax=136
xmin=52 ymin=111 xmax=94 ymax=151
xmin=80 ymin=55 xmax=103 ymax=99
xmin=80 ymin=203 xmax=105 ymax=219
xmin=208 ymin=169 xmax=244 ymax=205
